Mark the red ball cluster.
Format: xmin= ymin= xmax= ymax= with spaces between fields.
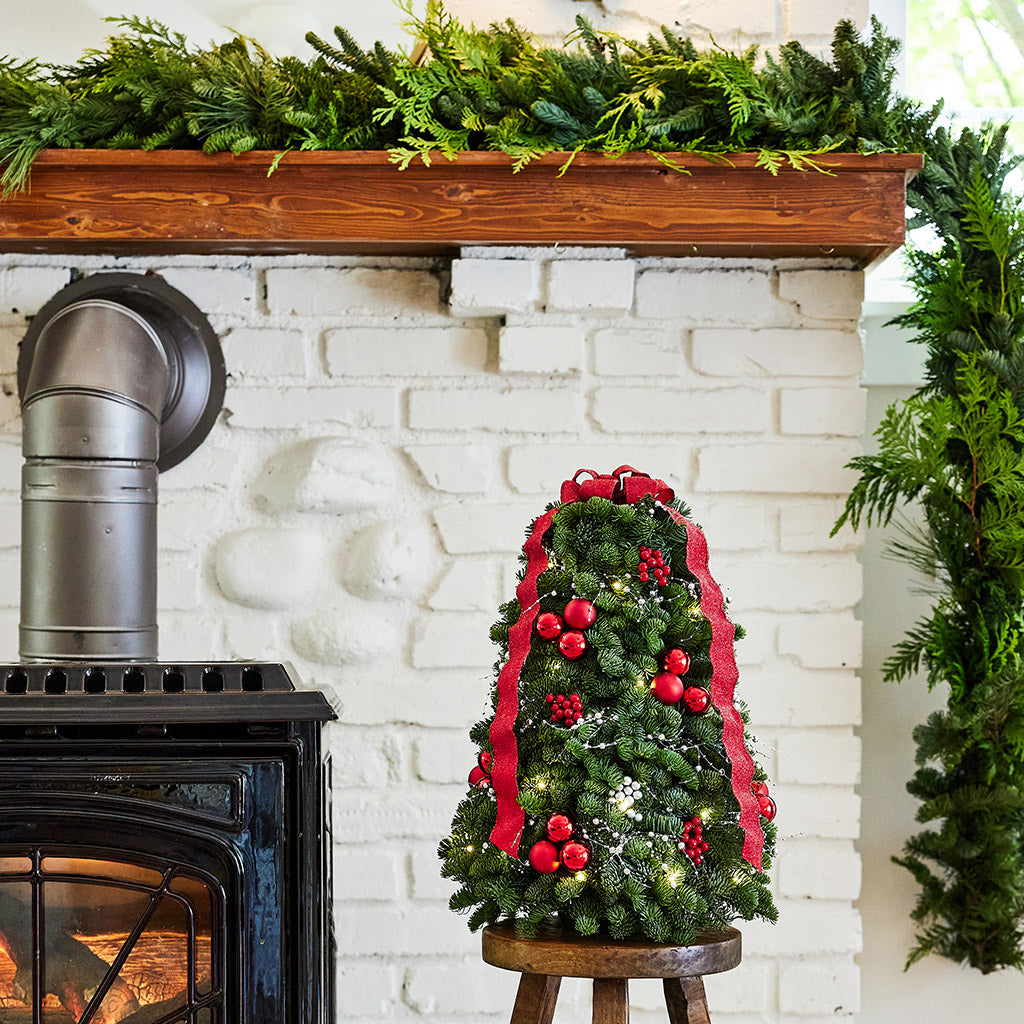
xmin=467 ymin=750 xmax=493 ymax=789
xmin=528 ymin=815 xmax=591 ymax=874
xmin=651 ymin=669 xmax=711 ymax=717
xmin=679 ymin=816 xmax=709 ymax=865
xmin=546 ymin=692 xmax=583 ymax=725
xmin=753 ymin=781 xmax=777 ymax=821
xmin=638 ymin=546 xmax=670 ymax=586
xmin=536 ymin=600 xmax=597 ymax=661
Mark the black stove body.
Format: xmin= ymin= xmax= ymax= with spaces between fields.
xmin=0 ymin=662 xmax=335 ymax=1024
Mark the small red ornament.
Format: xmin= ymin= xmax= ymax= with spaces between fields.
xmin=758 ymin=796 xmax=777 ymax=822
xmin=537 ymin=612 xmax=564 ymax=640
xmin=652 ymin=671 xmax=685 ymax=704
xmin=478 ymin=750 xmax=493 ymax=772
xmin=662 ymin=648 xmax=690 ymax=676
xmin=683 ymin=686 xmax=711 ymax=714
xmin=563 ymin=598 xmax=597 ymax=630
xmin=751 ymin=781 xmax=769 ymax=798
xmin=528 ymin=839 xmax=561 ymax=873
xmin=558 ymin=630 xmax=587 ymax=659
xmin=561 ymin=841 xmax=590 ymax=871
xmin=546 ymin=814 xmax=573 ymax=843
xmin=468 ymin=765 xmax=490 ymax=788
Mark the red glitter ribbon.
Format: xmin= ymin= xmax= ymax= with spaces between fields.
xmin=663 ymin=506 xmax=765 ymax=871
xmin=488 ymin=467 xmax=765 ymax=871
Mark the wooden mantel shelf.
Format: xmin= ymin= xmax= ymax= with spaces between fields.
xmin=0 ymin=150 xmax=922 ymax=263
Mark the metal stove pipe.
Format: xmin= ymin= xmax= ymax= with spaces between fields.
xmin=17 ymin=273 xmax=225 ymax=664
xmin=20 ymin=299 xmax=169 ymax=662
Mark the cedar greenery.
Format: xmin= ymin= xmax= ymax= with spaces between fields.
xmin=835 ymin=124 xmax=1024 ymax=973
xmin=439 ymin=493 xmax=777 ymax=943
xmin=0 ymin=4 xmax=934 ymax=192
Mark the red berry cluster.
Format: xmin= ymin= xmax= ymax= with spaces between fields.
xmin=679 ymin=816 xmax=709 ymax=865
xmin=546 ymin=692 xmax=583 ymax=725
xmin=638 ymin=546 xmax=670 ymax=586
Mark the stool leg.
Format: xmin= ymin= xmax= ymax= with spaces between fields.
xmin=592 ymin=978 xmax=629 ymax=1024
xmin=662 ymin=976 xmax=712 ymax=1024
xmin=510 ymin=973 xmax=561 ymax=1024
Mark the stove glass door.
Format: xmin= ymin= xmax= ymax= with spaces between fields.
xmin=0 ymin=853 xmax=222 ymax=1024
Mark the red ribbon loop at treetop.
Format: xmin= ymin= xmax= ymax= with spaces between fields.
xmin=488 ymin=467 xmax=766 ymax=871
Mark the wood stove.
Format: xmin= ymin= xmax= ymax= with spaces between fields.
xmin=0 ymin=662 xmax=335 ymax=1024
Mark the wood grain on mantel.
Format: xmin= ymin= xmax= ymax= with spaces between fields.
xmin=0 ymin=150 xmax=923 ymax=263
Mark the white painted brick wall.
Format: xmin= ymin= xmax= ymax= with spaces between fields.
xmin=499 ymin=323 xmax=585 ymax=374
xmin=692 ymin=328 xmax=863 ymax=379
xmin=450 ymin=258 xmax=540 ymax=316
xmin=593 ymin=386 xmax=770 ymax=434
xmin=779 ymin=270 xmax=865 ymax=322
xmin=636 ymin=269 xmax=791 ymax=324
xmin=593 ymin=327 xmax=686 ymax=376
xmin=265 ymin=266 xmax=442 ymax=316
xmin=778 ymin=838 xmax=862 ymax=900
xmin=0 ymin=239 xmax=868 ymax=1024
xmin=408 ymin=386 xmax=582 ymax=432
xmin=780 ymin=387 xmax=867 ymax=436
xmin=546 ymin=259 xmax=635 ymax=314
xmin=326 ymin=326 xmax=492 ymax=377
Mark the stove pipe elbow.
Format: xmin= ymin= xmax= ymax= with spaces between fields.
xmin=20 ymin=300 xmax=170 ymax=662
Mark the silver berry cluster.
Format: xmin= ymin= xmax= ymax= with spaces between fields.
xmin=611 ymin=777 xmax=643 ymax=820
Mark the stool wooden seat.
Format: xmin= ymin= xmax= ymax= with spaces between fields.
xmin=482 ymin=923 xmax=741 ymax=1024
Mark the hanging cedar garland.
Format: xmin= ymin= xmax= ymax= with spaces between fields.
xmin=835 ymin=124 xmax=1024 ymax=974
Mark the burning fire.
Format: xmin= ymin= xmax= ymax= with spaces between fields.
xmin=0 ymin=927 xmax=210 ymax=1022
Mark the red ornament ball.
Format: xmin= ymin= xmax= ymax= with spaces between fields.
xmin=652 ymin=671 xmax=685 ymax=704
xmin=537 ymin=612 xmax=564 ymax=640
xmin=683 ymin=686 xmax=711 ymax=714
xmin=468 ymin=765 xmax=490 ymax=788
xmin=478 ymin=750 xmax=493 ymax=772
xmin=546 ymin=814 xmax=574 ymax=843
xmin=751 ymin=781 xmax=769 ymax=799
xmin=662 ymin=648 xmax=690 ymax=676
xmin=528 ymin=840 xmax=561 ymax=873
xmin=559 ymin=630 xmax=588 ymax=660
xmin=563 ymin=598 xmax=597 ymax=630
xmin=561 ymin=841 xmax=590 ymax=871
xmin=758 ymin=796 xmax=777 ymax=822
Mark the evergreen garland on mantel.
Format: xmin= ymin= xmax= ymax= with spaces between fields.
xmin=0 ymin=1 xmax=934 ymax=193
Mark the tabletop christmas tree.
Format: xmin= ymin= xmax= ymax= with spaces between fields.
xmin=440 ymin=467 xmax=777 ymax=944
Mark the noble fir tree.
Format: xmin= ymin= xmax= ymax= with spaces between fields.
xmin=439 ymin=469 xmax=777 ymax=943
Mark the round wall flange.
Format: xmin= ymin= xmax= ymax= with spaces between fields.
xmin=18 ymin=272 xmax=226 ymax=472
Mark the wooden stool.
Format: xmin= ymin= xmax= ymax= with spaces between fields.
xmin=482 ymin=923 xmax=741 ymax=1024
